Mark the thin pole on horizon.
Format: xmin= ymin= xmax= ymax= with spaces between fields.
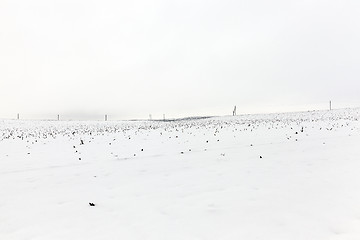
xmin=57 ymin=114 xmax=60 ymax=121
xmin=105 ymin=114 xmax=108 ymax=121
xmin=330 ymin=101 xmax=332 ymax=110
xmin=17 ymin=113 xmax=19 ymax=120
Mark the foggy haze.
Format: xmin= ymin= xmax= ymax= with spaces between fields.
xmin=1 ymin=0 xmax=359 ymax=120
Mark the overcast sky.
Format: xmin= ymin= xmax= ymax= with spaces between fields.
xmin=1 ymin=0 xmax=360 ymax=120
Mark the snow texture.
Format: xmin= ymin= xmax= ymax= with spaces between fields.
xmin=1 ymin=108 xmax=360 ymax=240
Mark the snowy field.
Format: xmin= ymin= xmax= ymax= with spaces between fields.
xmin=1 ymin=108 xmax=360 ymax=240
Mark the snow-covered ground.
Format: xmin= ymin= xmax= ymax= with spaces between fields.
xmin=1 ymin=108 xmax=360 ymax=240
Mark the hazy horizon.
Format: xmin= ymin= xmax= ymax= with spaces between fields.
xmin=1 ymin=102 xmax=358 ymax=121
xmin=1 ymin=0 xmax=360 ymax=120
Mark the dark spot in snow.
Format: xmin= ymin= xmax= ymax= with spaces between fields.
xmin=89 ymin=202 xmax=95 ymax=207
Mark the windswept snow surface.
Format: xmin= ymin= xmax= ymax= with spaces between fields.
xmin=1 ymin=109 xmax=360 ymax=240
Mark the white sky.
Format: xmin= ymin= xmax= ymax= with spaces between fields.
xmin=1 ymin=0 xmax=360 ymax=120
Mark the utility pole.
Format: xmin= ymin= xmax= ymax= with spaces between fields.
xmin=105 ymin=114 xmax=108 ymax=121
xmin=233 ymin=106 xmax=237 ymax=116
xmin=57 ymin=114 xmax=60 ymax=121
xmin=17 ymin=113 xmax=19 ymax=120
xmin=330 ymin=101 xmax=332 ymax=111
